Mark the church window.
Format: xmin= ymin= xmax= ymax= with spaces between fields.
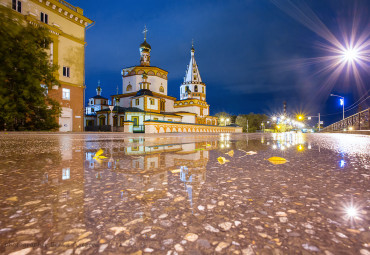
xmin=154 ymin=118 xmax=158 ymax=120
xmin=12 ymin=0 xmax=21 ymax=13
xmin=159 ymin=86 xmax=164 ymax=93
xmin=202 ymin=87 xmax=204 ymax=93
xmin=126 ymin=84 xmax=132 ymax=91
xmin=91 ymin=108 xmax=94 ymax=112
xmin=160 ymin=101 xmax=165 ymax=111
xmin=135 ymin=99 xmax=139 ymax=105
xmin=40 ymin=12 xmax=48 ymax=24
xmin=62 ymin=88 xmax=70 ymax=100
xmin=168 ymin=119 xmax=172 ymax=122
xmin=194 ymin=85 xmax=198 ymax=92
xmin=193 ymin=75 xmax=197 ymax=80
xmin=185 ymin=86 xmax=190 ymax=93
xmin=193 ymin=69 xmax=196 ymax=73
xmin=150 ymin=99 xmax=155 ymax=105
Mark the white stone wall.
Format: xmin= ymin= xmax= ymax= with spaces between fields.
xmin=122 ymin=75 xmax=167 ymax=95
xmin=164 ymin=98 xmax=175 ymax=112
xmin=177 ymin=114 xmax=196 ymax=124
xmin=146 ymin=97 xmax=159 ymax=111
xmin=174 ymin=106 xmax=201 ymax=116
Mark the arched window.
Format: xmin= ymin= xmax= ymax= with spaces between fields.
xmin=194 ymin=85 xmax=198 ymax=92
xmin=202 ymin=87 xmax=204 ymax=93
xmin=126 ymin=84 xmax=132 ymax=91
xmin=185 ymin=86 xmax=190 ymax=93
xmin=159 ymin=86 xmax=164 ymax=93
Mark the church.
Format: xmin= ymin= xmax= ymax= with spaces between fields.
xmin=85 ymin=29 xmax=242 ymax=133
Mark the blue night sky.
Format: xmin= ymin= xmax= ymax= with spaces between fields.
xmin=69 ymin=0 xmax=369 ymax=126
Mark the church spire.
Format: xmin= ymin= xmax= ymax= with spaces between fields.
xmin=184 ymin=42 xmax=202 ymax=83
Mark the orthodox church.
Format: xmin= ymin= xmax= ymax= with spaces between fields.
xmin=85 ymin=29 xmax=241 ymax=133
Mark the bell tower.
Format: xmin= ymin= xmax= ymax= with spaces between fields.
xmin=180 ymin=41 xmax=206 ymax=101
xmin=139 ymin=25 xmax=151 ymax=66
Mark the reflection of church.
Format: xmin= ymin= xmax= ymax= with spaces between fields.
xmin=84 ymin=139 xmax=217 ymax=212
xmin=84 ymin=28 xmax=242 ymax=133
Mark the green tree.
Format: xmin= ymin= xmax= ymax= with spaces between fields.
xmin=0 ymin=6 xmax=60 ymax=131
xmin=235 ymin=113 xmax=268 ymax=132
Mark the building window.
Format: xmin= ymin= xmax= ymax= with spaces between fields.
xmin=159 ymin=86 xmax=164 ymax=92
xmin=132 ymin=116 xmax=139 ymax=127
xmin=40 ymin=12 xmax=48 ymax=24
xmin=168 ymin=119 xmax=172 ymax=122
xmin=193 ymin=75 xmax=197 ymax=80
xmin=160 ymin=101 xmax=165 ymax=111
xmin=126 ymin=84 xmax=132 ymax=91
xmin=194 ymin=85 xmax=198 ymax=92
xmin=202 ymin=87 xmax=204 ymax=93
xmin=135 ymin=99 xmax=139 ymax=105
xmin=154 ymin=118 xmax=158 ymax=120
xmin=91 ymin=108 xmax=94 ymax=112
xmin=12 ymin=0 xmax=21 ymax=13
xmin=62 ymin=168 xmax=70 ymax=180
xmin=62 ymin=88 xmax=70 ymax=100
xmin=63 ymin=66 xmax=70 ymax=77
xmin=150 ymin=99 xmax=154 ymax=105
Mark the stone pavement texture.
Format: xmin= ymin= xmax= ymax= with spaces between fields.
xmin=0 ymin=132 xmax=369 ymax=255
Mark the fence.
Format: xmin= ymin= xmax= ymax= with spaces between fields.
xmin=321 ymin=108 xmax=370 ymax=132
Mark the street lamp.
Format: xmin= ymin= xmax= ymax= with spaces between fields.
xmin=330 ymin=94 xmax=345 ymax=120
xmin=307 ymin=113 xmax=321 ymax=132
xmin=108 ymin=105 xmax=114 ymax=132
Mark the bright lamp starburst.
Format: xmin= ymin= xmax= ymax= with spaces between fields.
xmin=342 ymin=47 xmax=359 ymax=62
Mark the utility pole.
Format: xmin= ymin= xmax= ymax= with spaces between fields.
xmin=318 ymin=113 xmax=320 ymax=132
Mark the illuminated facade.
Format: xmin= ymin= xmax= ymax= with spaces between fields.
xmin=1 ymin=0 xmax=93 ymax=131
xmin=88 ymin=29 xmax=242 ymax=133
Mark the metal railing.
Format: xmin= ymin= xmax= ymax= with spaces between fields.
xmin=321 ymin=108 xmax=370 ymax=132
xmin=133 ymin=125 xmax=145 ymax=133
xmin=56 ymin=0 xmax=77 ymax=12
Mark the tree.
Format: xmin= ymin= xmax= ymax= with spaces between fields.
xmin=214 ymin=112 xmax=231 ymax=126
xmin=235 ymin=113 xmax=268 ymax=132
xmin=0 ymin=6 xmax=61 ymax=131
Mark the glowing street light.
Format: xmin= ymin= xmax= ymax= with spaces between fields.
xmin=330 ymin=94 xmax=345 ymax=120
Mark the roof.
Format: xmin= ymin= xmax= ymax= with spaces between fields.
xmin=134 ymin=89 xmax=153 ymax=97
xmin=91 ymin=95 xmax=108 ymax=100
xmin=184 ymin=47 xmax=202 ymax=83
xmin=97 ymin=106 xmax=144 ymax=113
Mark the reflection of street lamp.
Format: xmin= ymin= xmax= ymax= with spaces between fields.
xmin=330 ymin=94 xmax=344 ymax=120
xmin=108 ymin=105 xmax=114 ymax=132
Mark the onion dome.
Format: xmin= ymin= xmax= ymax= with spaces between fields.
xmin=140 ymin=40 xmax=151 ymax=52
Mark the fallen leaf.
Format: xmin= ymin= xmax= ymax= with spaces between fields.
xmin=225 ymin=150 xmax=234 ymax=157
xmin=6 ymin=196 xmax=18 ymax=202
xmin=217 ymin=157 xmax=230 ymax=165
xmin=246 ymin=151 xmax=257 ymax=155
xmin=170 ymin=169 xmax=181 ymax=173
xmin=266 ymin=157 xmax=288 ymax=165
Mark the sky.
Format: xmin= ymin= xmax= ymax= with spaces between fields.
xmin=69 ymin=0 xmax=369 ymax=126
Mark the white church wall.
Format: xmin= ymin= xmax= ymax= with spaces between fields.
xmin=174 ymin=106 xmax=201 ymax=116
xmin=165 ymin=98 xmax=174 ymax=112
xmin=119 ymin=97 xmax=132 ymax=108
xmin=177 ymin=114 xmax=195 ymax=124
xmin=122 ymin=76 xmax=138 ymax=93
xmin=146 ymin=97 xmax=159 ymax=111
xmin=147 ymin=76 xmax=167 ymax=95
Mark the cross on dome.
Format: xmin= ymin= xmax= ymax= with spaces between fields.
xmin=143 ymin=25 xmax=148 ymax=40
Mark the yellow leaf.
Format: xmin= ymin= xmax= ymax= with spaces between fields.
xmin=225 ymin=150 xmax=234 ymax=157
xmin=95 ymin=149 xmax=104 ymax=157
xmin=171 ymin=169 xmax=181 ymax=173
xmin=217 ymin=157 xmax=230 ymax=165
xmin=6 ymin=196 xmax=18 ymax=202
xmin=266 ymin=157 xmax=288 ymax=165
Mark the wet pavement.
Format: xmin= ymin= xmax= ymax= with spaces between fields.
xmin=0 ymin=132 xmax=369 ymax=255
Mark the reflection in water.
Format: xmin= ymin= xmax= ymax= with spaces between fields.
xmin=0 ymin=133 xmax=369 ymax=254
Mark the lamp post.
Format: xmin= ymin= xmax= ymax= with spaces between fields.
xmin=307 ymin=113 xmax=321 ymax=132
xmin=330 ymin=94 xmax=344 ymax=120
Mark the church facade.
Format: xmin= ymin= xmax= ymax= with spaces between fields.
xmin=85 ymin=31 xmax=241 ymax=133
